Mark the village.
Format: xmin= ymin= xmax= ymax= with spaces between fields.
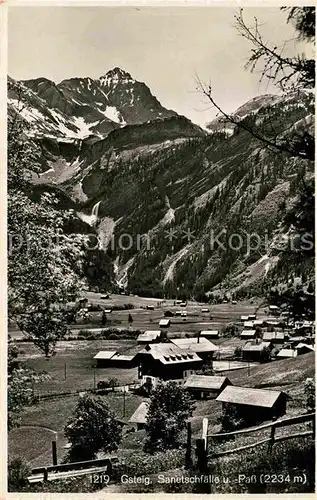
xmin=8 ymin=292 xmax=315 ymax=490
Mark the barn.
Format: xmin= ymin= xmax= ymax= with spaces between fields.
xmin=137 ymin=330 xmax=161 ymax=344
xmin=128 ymin=401 xmax=149 ymax=430
xmin=216 ymin=386 xmax=287 ymax=425
xmin=276 ymin=348 xmax=297 ymax=359
xmin=241 ymin=341 xmax=272 ymax=362
xmin=159 ymin=319 xmax=171 ymax=328
xmin=200 ymin=330 xmax=219 ymax=339
xmin=93 ymin=351 xmax=135 ymax=368
xmin=93 ymin=351 xmax=117 ymax=368
xmin=184 ymin=375 xmax=232 ymax=399
xmin=240 ymin=329 xmax=256 ymax=340
xmin=263 ymin=332 xmax=288 ymax=344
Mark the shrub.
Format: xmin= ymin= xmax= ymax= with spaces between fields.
xmin=8 ymin=458 xmax=31 ymax=492
xmin=221 ymin=323 xmax=240 ymax=338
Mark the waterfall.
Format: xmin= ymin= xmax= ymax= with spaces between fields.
xmin=91 ymin=201 xmax=101 ymax=218
xmin=76 ymin=200 xmax=101 ymax=227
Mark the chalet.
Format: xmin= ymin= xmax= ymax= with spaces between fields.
xmin=232 ymin=300 xmax=237 ymax=304
xmin=184 ymin=375 xmax=232 ymax=400
xmin=159 ymin=319 xmax=170 ymax=328
xmin=216 ymin=386 xmax=287 ymax=425
xmin=134 ymin=343 xmax=203 ymax=389
xmin=276 ymin=348 xmax=297 ymax=359
xmin=248 ymin=314 xmax=256 ymax=321
xmin=128 ymin=401 xmax=148 ymax=430
xmin=262 ymin=332 xmax=288 ymax=344
xmin=240 ymin=329 xmax=256 ymax=340
xmin=104 ymin=309 xmax=112 ymax=314
xmin=137 ymin=330 xmax=161 ymax=344
xmin=180 ymin=302 xmax=187 ymax=307
xmin=175 ymin=300 xmax=182 ymax=305
xmin=200 ymin=330 xmax=219 ymax=339
xmin=240 ymin=315 xmax=249 ymax=322
xmin=244 ymin=321 xmax=254 ymax=329
xmin=175 ymin=311 xmax=183 ymax=316
xmin=241 ymin=341 xmax=272 ymax=362
xmin=146 ymin=305 xmax=155 ymax=310
xmin=170 ymin=337 xmax=218 ymax=361
xmin=201 ymin=308 xmax=209 ymax=313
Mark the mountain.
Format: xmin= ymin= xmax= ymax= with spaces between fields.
xmin=8 ymin=68 xmax=180 ymax=140
xmin=8 ymin=71 xmax=315 ymax=299
xmin=206 ymin=94 xmax=281 ymax=136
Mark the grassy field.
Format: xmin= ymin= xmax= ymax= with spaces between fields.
xmin=18 ymin=340 xmax=139 ymax=394
xmin=9 ymin=293 xmax=266 ymax=339
xmin=8 ymin=390 xmax=145 ymax=468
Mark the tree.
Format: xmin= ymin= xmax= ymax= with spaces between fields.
xmin=8 ymin=81 xmax=87 ymax=356
xmin=144 ymin=382 xmax=195 ymax=452
xmin=7 ymin=342 xmax=47 ymax=430
xmin=197 ymin=7 xmax=315 ymax=161
xmin=64 ymin=394 xmax=122 ymax=461
xmin=128 ymin=313 xmax=133 ymax=325
xmin=101 ymin=310 xmax=107 ymax=326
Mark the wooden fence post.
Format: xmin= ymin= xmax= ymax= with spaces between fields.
xmin=185 ymin=421 xmax=192 ymax=467
xmin=52 ymin=439 xmax=57 ymax=466
xmin=43 ymin=468 xmax=48 ymax=482
xmin=196 ymin=438 xmax=208 ymax=472
xmin=196 ymin=418 xmax=209 ymax=472
xmin=268 ymin=423 xmax=276 ymax=453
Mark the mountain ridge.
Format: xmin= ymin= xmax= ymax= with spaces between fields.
xmin=8 ymin=70 xmax=314 ymax=299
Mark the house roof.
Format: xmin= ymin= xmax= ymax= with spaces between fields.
xmin=93 ymin=350 xmax=117 ymax=360
xmin=254 ymin=320 xmax=264 ymax=326
xmin=138 ymin=343 xmax=201 ymax=364
xmin=244 ymin=321 xmax=254 ymax=328
xmin=184 ymin=375 xmax=230 ymax=390
xmin=137 ymin=331 xmax=161 ymax=342
xmin=296 ymin=343 xmax=315 ymax=351
xmin=170 ymin=337 xmax=218 ymax=353
xmin=111 ymin=353 xmax=134 ymax=361
xmin=159 ymin=319 xmax=170 ymax=326
xmin=240 ymin=330 xmax=256 ymax=337
xmin=216 ymin=385 xmax=285 ymax=408
xmin=242 ymin=341 xmax=271 ymax=352
xmin=128 ymin=401 xmax=149 ymax=424
xmin=263 ymin=332 xmax=286 ymax=341
xmin=200 ymin=330 xmax=219 ymax=337
xmin=277 ymin=349 xmax=297 ymax=358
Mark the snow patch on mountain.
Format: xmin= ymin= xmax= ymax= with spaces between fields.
xmin=100 ymin=106 xmax=124 ymax=124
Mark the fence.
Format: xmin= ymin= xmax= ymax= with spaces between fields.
xmin=195 ymin=412 xmax=315 ymax=471
xmin=28 ymin=457 xmax=116 ymax=483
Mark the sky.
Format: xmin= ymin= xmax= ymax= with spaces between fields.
xmin=8 ymin=5 xmax=311 ymax=126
